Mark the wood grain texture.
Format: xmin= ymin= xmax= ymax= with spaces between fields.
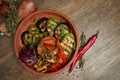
xmin=0 ymin=0 xmax=120 ymax=80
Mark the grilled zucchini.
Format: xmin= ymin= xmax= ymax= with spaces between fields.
xmin=46 ymin=17 xmax=59 ymax=36
xmin=55 ymin=23 xmax=69 ymax=40
xmin=61 ymin=33 xmax=75 ymax=58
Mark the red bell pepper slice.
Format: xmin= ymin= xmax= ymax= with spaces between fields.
xmin=56 ymin=47 xmax=66 ymax=68
xmin=47 ymin=64 xmax=57 ymax=71
xmin=44 ymin=43 xmax=56 ymax=51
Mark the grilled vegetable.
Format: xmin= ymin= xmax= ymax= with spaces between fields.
xmin=56 ymin=47 xmax=66 ymax=67
xmin=61 ymin=33 xmax=75 ymax=59
xmin=21 ymin=25 xmax=45 ymax=46
xmin=47 ymin=17 xmax=59 ymax=36
xmin=21 ymin=31 xmax=41 ymax=46
xmin=47 ymin=64 xmax=57 ymax=71
xmin=19 ymin=46 xmax=37 ymax=66
xmin=55 ymin=23 xmax=69 ymax=40
xmin=34 ymin=59 xmax=48 ymax=72
xmin=36 ymin=17 xmax=48 ymax=32
xmin=47 ymin=47 xmax=66 ymax=71
xmin=19 ymin=17 xmax=76 ymax=73
xmin=28 ymin=25 xmax=38 ymax=35
xmin=37 ymin=36 xmax=57 ymax=55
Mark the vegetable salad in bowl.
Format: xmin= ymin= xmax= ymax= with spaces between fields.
xmin=14 ymin=10 xmax=79 ymax=75
xmin=19 ymin=17 xmax=76 ymax=73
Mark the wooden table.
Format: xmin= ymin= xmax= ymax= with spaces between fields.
xmin=0 ymin=0 xmax=120 ymax=80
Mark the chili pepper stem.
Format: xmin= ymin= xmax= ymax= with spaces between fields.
xmin=96 ymin=30 xmax=99 ymax=36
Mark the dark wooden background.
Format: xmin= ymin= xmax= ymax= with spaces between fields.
xmin=0 ymin=0 xmax=120 ymax=80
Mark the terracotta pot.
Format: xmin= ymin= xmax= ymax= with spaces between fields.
xmin=14 ymin=10 xmax=79 ymax=76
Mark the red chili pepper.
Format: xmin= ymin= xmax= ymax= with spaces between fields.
xmin=69 ymin=31 xmax=99 ymax=73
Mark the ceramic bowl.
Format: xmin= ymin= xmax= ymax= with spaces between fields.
xmin=14 ymin=10 xmax=79 ymax=76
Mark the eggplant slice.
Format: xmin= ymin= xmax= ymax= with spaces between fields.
xmin=36 ymin=17 xmax=48 ymax=32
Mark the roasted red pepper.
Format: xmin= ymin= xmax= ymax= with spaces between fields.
xmin=56 ymin=39 xmax=66 ymax=66
xmin=47 ymin=64 xmax=57 ymax=71
xmin=57 ymin=47 xmax=66 ymax=65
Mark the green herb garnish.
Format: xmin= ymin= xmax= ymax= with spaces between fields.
xmin=79 ymin=32 xmax=86 ymax=69
xmin=48 ymin=25 xmax=56 ymax=29
xmin=60 ymin=27 xmax=65 ymax=36
xmin=36 ymin=29 xmax=40 ymax=33
xmin=79 ymin=57 xmax=85 ymax=69
xmin=79 ymin=32 xmax=86 ymax=49
xmin=73 ymin=42 xmax=76 ymax=50
xmin=37 ymin=55 xmax=42 ymax=59
xmin=61 ymin=20 xmax=65 ymax=23
xmin=6 ymin=0 xmax=18 ymax=34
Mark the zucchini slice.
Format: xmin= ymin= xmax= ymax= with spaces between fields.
xmin=61 ymin=33 xmax=75 ymax=58
xmin=55 ymin=23 xmax=70 ymax=40
xmin=46 ymin=17 xmax=59 ymax=36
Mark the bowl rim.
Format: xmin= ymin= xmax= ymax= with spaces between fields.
xmin=14 ymin=9 xmax=79 ymax=76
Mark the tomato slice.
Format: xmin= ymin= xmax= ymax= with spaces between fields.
xmin=42 ymin=36 xmax=56 ymax=44
xmin=43 ymin=36 xmax=56 ymax=51
xmin=37 ymin=36 xmax=57 ymax=54
xmin=44 ymin=43 xmax=56 ymax=51
xmin=42 ymin=36 xmax=54 ymax=41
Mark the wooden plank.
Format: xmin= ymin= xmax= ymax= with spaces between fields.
xmin=0 ymin=0 xmax=120 ymax=80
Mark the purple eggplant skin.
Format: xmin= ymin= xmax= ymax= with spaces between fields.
xmin=21 ymin=31 xmax=29 ymax=45
xmin=19 ymin=46 xmax=37 ymax=66
xmin=36 ymin=17 xmax=48 ymax=32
